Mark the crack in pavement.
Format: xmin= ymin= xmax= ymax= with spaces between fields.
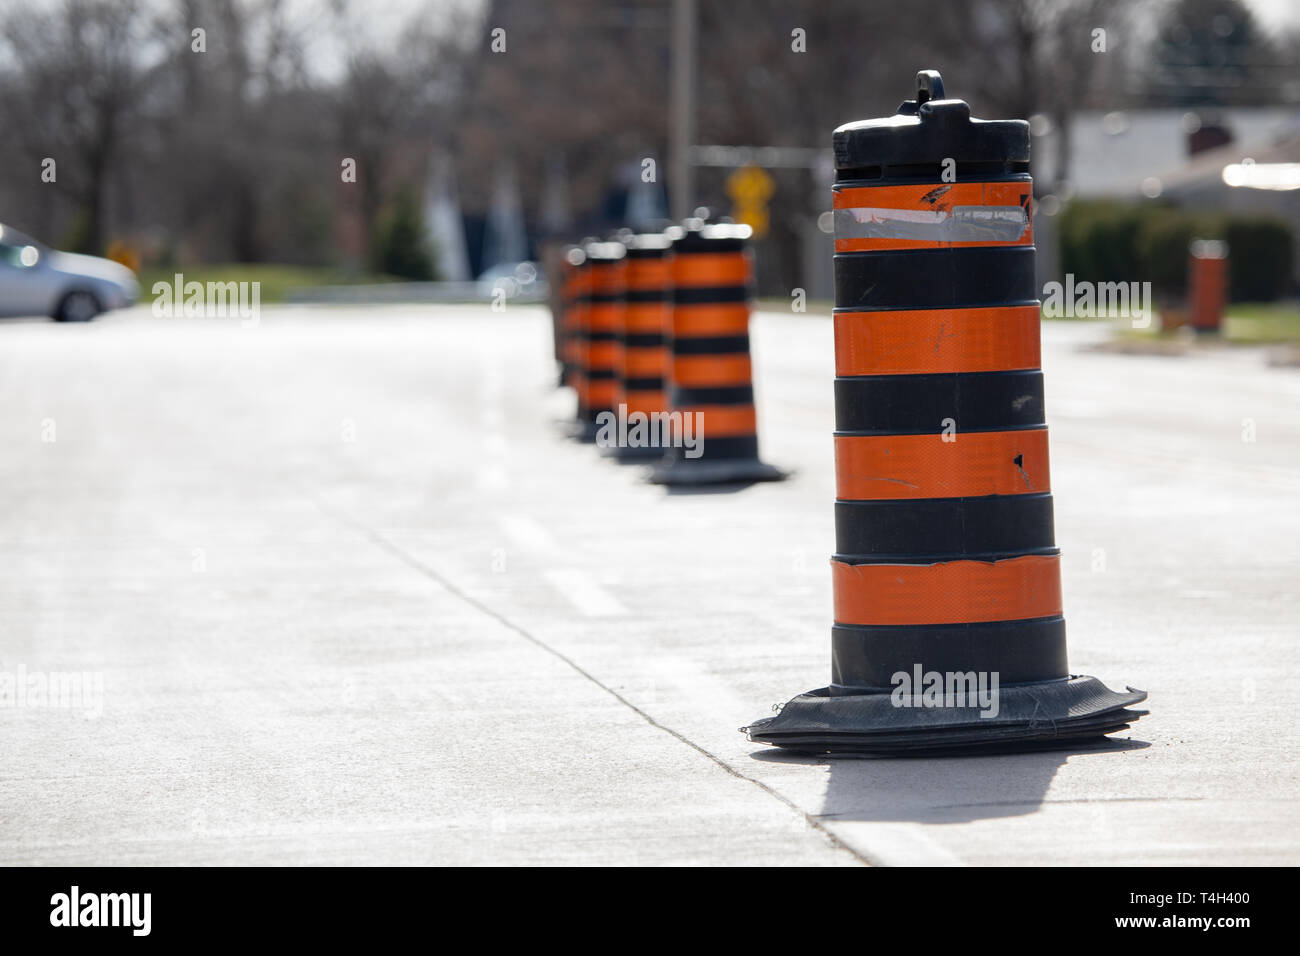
xmin=309 ymin=495 xmax=875 ymax=867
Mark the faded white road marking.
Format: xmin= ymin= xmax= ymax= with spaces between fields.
xmin=543 ymin=568 xmax=629 ymax=617
xmin=496 ymin=514 xmax=558 ymax=553
xmin=827 ymin=823 xmax=966 ymax=867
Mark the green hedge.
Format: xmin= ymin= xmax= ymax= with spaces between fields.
xmin=370 ymin=187 xmax=436 ymax=281
xmin=1222 ymin=218 xmax=1293 ymax=301
xmin=1059 ymin=200 xmax=1294 ymax=302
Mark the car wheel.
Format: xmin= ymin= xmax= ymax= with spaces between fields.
xmin=54 ymin=290 xmax=100 ymax=322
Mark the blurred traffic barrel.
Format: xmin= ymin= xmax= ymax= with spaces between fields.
xmin=745 ymin=70 xmax=1147 ymax=754
xmin=563 ymin=245 xmax=591 ymax=434
xmin=608 ymin=233 xmax=673 ymax=459
xmin=558 ymin=245 xmax=586 ymax=389
xmin=650 ymin=219 xmax=785 ymax=485
xmin=574 ymin=240 xmax=626 ymax=441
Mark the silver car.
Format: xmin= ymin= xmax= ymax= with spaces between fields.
xmin=0 ymin=223 xmax=139 ymax=321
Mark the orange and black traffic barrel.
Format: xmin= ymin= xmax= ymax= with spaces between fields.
xmin=563 ymin=245 xmax=591 ymax=434
xmin=603 ymin=232 xmax=673 ymax=459
xmin=558 ymin=245 xmax=585 ymax=389
xmin=649 ymin=220 xmax=785 ymax=485
xmin=573 ymin=240 xmax=625 ymax=441
xmin=745 ymin=71 xmax=1147 ymax=755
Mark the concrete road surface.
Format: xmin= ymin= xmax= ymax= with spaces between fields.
xmin=1 ymin=304 xmax=1297 ymax=865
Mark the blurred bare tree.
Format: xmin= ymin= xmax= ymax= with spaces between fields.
xmin=0 ymin=0 xmax=157 ymax=252
xmin=0 ymin=0 xmax=478 ymax=266
xmin=1146 ymin=0 xmax=1281 ymax=105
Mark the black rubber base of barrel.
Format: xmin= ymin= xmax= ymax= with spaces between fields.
xmin=743 ymin=676 xmax=1147 ymax=756
xmin=648 ymin=457 xmax=788 ymax=486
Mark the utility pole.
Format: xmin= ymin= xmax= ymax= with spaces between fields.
xmin=669 ymin=0 xmax=697 ymax=222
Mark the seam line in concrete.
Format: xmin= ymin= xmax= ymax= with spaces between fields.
xmin=311 ymin=497 xmax=873 ymax=867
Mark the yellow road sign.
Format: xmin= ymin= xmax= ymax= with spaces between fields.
xmin=726 ymin=164 xmax=775 ymax=238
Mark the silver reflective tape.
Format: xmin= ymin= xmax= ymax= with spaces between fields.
xmin=834 ymin=205 xmax=1028 ymax=243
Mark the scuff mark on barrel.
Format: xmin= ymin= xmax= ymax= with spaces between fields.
xmin=1013 ymin=452 xmax=1033 ymax=488
xmin=921 ymin=185 xmax=951 ymax=205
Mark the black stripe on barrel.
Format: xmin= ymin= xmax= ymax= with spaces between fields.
xmin=834 ymin=370 xmax=1045 ymax=435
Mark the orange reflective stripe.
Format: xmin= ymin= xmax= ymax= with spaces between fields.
xmin=588 ymin=310 xmax=619 ymax=331
xmin=623 ymin=348 xmax=668 ymax=376
xmin=621 ymin=390 xmax=667 ymax=414
xmin=587 ymin=380 xmax=617 ymax=405
xmin=831 ymin=554 xmax=1062 ymax=625
xmin=834 ymin=429 xmax=1050 ymax=500
xmin=672 ymin=355 xmax=753 ymax=387
xmin=625 ymin=303 xmax=670 ymax=333
xmin=679 ymin=405 xmax=756 ymax=437
xmin=587 ymin=342 xmax=619 ymax=367
xmin=672 ymin=252 xmax=751 ymax=287
xmin=833 ymin=181 xmax=1032 ymax=251
xmin=625 ymin=260 xmax=672 ymax=290
xmin=671 ymin=303 xmax=750 ymax=337
xmin=834 ymin=305 xmax=1041 ymax=375
xmin=834 ymin=182 xmax=1032 ymax=210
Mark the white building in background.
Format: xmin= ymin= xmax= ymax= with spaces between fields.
xmin=1030 ymin=108 xmax=1300 ymax=285
xmin=1031 ymin=108 xmax=1300 ymax=199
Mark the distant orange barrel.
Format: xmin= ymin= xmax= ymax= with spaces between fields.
xmin=650 ymin=220 xmax=785 ymax=485
xmin=558 ymin=246 xmax=586 ymax=388
xmin=564 ymin=247 xmax=591 ymax=425
xmin=578 ymin=240 xmax=626 ymax=440
xmin=1188 ymin=239 xmax=1228 ymax=333
xmin=602 ymin=232 xmax=674 ymax=458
